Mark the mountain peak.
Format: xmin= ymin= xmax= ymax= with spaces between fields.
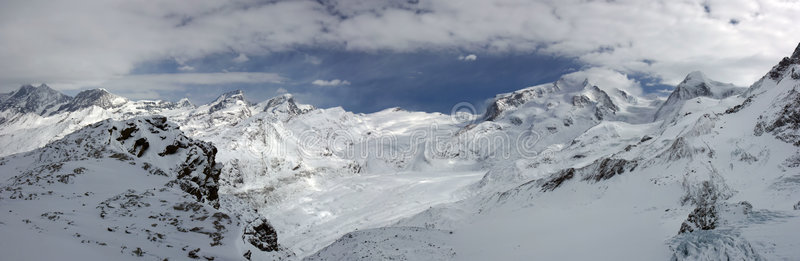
xmin=217 ymin=89 xmax=245 ymax=101
xmin=654 ymin=72 xmax=744 ymax=121
xmin=683 ymin=71 xmax=707 ymax=82
xmin=55 ymin=88 xmax=128 ymax=113
xmin=208 ymin=89 xmax=248 ymax=113
xmin=765 ymin=42 xmax=800 ymax=81
xmin=261 ymin=93 xmax=314 ymax=117
xmin=791 ymin=42 xmax=800 ymax=60
xmin=177 ymin=97 xmax=193 ymax=108
xmin=0 ymin=83 xmax=71 ymax=115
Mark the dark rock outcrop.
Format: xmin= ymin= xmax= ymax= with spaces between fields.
xmin=768 ymin=42 xmax=800 ymax=81
xmin=243 ymin=218 xmax=280 ymax=252
xmin=541 ymin=168 xmax=575 ymax=192
xmin=754 ymin=89 xmax=800 ymax=146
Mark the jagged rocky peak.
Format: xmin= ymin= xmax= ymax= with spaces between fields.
xmin=209 ymin=89 xmax=249 ymax=113
xmin=744 ymin=42 xmax=800 ymax=96
xmin=177 ymin=97 xmax=194 ymax=108
xmin=752 ymin=43 xmax=800 ymax=146
xmin=557 ymin=76 xmax=619 ymax=119
xmin=36 ymin=115 xmax=221 ymax=205
xmin=261 ymin=93 xmax=315 ymax=116
xmin=767 ymin=42 xmax=800 ymax=81
xmin=0 ymin=83 xmax=72 ymax=115
xmin=56 ymin=88 xmax=128 ymax=113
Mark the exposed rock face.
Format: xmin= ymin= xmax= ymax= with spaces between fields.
xmin=754 ymin=87 xmax=800 ymax=146
xmin=209 ymin=90 xmax=248 ymax=113
xmin=484 ymin=83 xmax=558 ymax=121
xmin=534 ymin=157 xmax=637 ymax=192
xmin=35 ymin=116 xmax=221 ymax=207
xmin=540 ymin=168 xmax=575 ymax=192
xmin=768 ymin=42 xmax=800 ymax=81
xmin=587 ymin=85 xmax=619 ymax=120
xmin=262 ymin=93 xmax=314 ymax=117
xmin=679 ymin=204 xmax=718 ymax=233
xmin=0 ymin=84 xmax=71 ymax=115
xmin=56 ymin=88 xmax=128 ymax=113
xmin=243 ymin=218 xmax=281 ymax=252
xmin=582 ymin=157 xmax=638 ymax=182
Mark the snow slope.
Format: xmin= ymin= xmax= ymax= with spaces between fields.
xmin=314 ymin=43 xmax=800 ymax=260
xmin=1 ymin=43 xmax=799 ymax=260
xmin=0 ymin=116 xmax=293 ymax=260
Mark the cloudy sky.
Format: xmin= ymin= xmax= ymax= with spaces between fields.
xmin=1 ymin=0 xmax=799 ymax=113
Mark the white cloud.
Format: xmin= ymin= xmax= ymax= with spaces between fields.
xmin=311 ymin=79 xmax=350 ymax=87
xmin=458 ymin=54 xmax=477 ymax=61
xmin=1 ymin=0 xmax=799 ymax=92
xmin=561 ymin=67 xmax=643 ymax=96
xmin=232 ymin=53 xmax=250 ymax=63
xmin=304 ymin=54 xmax=322 ymax=65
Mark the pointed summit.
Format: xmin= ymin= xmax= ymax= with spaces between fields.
xmin=0 ymin=84 xmax=71 ymax=115
xmin=765 ymin=42 xmax=800 ymax=81
xmin=654 ymin=71 xmax=744 ymax=121
xmin=56 ymin=88 xmax=128 ymax=113
xmin=209 ymin=90 xmax=249 ymax=113
xmin=671 ymin=71 xmax=713 ymax=100
xmin=176 ymin=98 xmax=194 ymax=108
xmin=259 ymin=93 xmax=314 ymax=117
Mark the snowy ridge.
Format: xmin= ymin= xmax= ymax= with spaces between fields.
xmin=0 ymin=84 xmax=71 ymax=116
xmin=1 ymin=43 xmax=800 ymax=260
xmin=309 ymin=45 xmax=800 ymax=260
xmin=654 ymin=71 xmax=746 ymax=122
xmin=0 ymin=116 xmax=294 ymax=260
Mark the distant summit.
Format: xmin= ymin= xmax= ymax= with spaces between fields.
xmin=0 ymin=84 xmax=71 ymax=115
xmin=56 ymin=88 xmax=128 ymax=113
xmin=260 ymin=93 xmax=315 ymax=117
xmin=209 ymin=89 xmax=248 ymax=113
xmin=654 ymin=71 xmax=744 ymax=121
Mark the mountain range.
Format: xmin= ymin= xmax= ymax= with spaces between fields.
xmin=1 ymin=43 xmax=799 ymax=260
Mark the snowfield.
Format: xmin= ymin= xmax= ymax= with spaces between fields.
xmin=1 ymin=43 xmax=800 ymax=260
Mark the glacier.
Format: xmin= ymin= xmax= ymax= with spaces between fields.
xmin=0 ymin=43 xmax=799 ymax=260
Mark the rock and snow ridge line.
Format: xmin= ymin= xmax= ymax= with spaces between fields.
xmin=1 ymin=42 xmax=800 ymax=260
xmin=0 ymin=115 xmax=294 ymax=260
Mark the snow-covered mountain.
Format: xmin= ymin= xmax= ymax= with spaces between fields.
xmin=0 ymin=116 xmax=293 ymax=260
xmin=0 ymin=84 xmax=71 ymax=116
xmin=314 ymin=43 xmax=800 ymax=260
xmin=654 ymin=71 xmax=745 ymax=122
xmin=1 ymin=42 xmax=799 ymax=260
